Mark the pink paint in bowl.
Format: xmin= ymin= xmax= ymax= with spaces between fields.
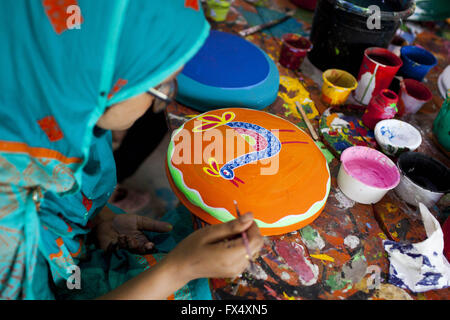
xmin=338 ymin=146 xmax=400 ymax=204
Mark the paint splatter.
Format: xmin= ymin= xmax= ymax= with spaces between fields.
xmin=283 ymin=292 xmax=296 ymax=300
xmin=281 ymin=272 xmax=291 ymax=280
xmin=263 ymin=284 xmax=282 ymax=300
xmin=344 ymin=235 xmax=360 ymax=249
xmin=378 ymin=233 xmax=387 ymax=240
xmin=334 ymin=190 xmax=356 ymax=209
xmin=299 ymin=225 xmax=325 ymax=251
xmin=247 ymin=263 xmax=268 ymax=281
xmin=310 ymin=254 xmax=335 ymax=263
xmin=278 ymin=76 xmax=319 ymax=120
xmin=341 ymin=250 xmax=368 ymax=284
xmin=372 ymin=284 xmax=413 ymax=300
xmin=275 ymin=241 xmax=319 ymax=286
xmin=326 ymin=272 xmax=352 ymax=292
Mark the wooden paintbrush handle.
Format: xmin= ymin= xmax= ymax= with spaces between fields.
xmin=295 ymin=101 xmax=319 ymax=141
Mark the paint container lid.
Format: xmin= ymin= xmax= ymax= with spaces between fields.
xmin=397 ymin=152 xmax=450 ymax=193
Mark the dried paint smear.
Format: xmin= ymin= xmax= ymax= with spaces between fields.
xmin=334 ymin=190 xmax=356 ymax=209
xmin=275 ymin=241 xmax=319 ymax=286
xmin=278 ymin=76 xmax=319 ymax=120
xmin=300 ymin=225 xmax=325 ymax=251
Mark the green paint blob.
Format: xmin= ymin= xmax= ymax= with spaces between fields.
xmin=300 ymin=225 xmax=318 ymax=241
xmin=326 ymin=273 xmax=352 ymax=291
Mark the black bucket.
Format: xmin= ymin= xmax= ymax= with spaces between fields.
xmin=308 ymin=0 xmax=415 ymax=76
xmin=397 ymin=152 xmax=450 ymax=194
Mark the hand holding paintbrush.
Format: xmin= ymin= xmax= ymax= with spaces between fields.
xmin=233 ymin=200 xmax=258 ymax=273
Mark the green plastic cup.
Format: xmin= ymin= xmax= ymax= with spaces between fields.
xmin=433 ymin=94 xmax=450 ymax=152
xmin=206 ymin=0 xmax=231 ymax=22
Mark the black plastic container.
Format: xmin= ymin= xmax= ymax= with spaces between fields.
xmin=308 ymin=0 xmax=415 ymax=76
xmin=397 ymin=152 xmax=450 ymax=194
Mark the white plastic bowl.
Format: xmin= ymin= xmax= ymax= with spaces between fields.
xmin=337 ymin=146 xmax=401 ymax=204
xmin=374 ymin=119 xmax=422 ymax=157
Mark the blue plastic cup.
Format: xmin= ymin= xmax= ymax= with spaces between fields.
xmin=399 ymin=46 xmax=438 ymax=82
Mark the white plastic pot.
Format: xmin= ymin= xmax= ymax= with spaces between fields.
xmin=337 ymin=146 xmax=401 ymax=204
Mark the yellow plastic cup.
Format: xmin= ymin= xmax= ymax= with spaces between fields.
xmin=321 ymin=69 xmax=358 ymax=106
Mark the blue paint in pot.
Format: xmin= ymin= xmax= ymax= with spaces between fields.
xmin=398 ymin=46 xmax=438 ymax=81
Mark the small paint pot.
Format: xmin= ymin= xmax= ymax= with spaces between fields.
xmin=353 ymin=47 xmax=403 ymax=106
xmin=398 ymin=46 xmax=438 ymax=82
xmin=321 ymin=69 xmax=358 ymax=106
xmin=374 ymin=119 xmax=422 ymax=157
xmin=362 ymin=89 xmax=398 ymax=130
xmin=397 ymin=79 xmax=433 ymax=116
xmin=279 ymin=33 xmax=312 ymax=71
xmin=289 ymin=0 xmax=317 ymax=11
xmin=394 ymin=152 xmax=450 ymax=208
xmin=206 ymin=0 xmax=231 ymax=22
xmin=337 ymin=146 xmax=401 ymax=204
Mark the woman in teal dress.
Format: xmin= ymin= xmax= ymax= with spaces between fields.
xmin=0 ymin=0 xmax=263 ymax=300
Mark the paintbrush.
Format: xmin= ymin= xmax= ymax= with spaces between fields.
xmin=295 ymin=101 xmax=319 ymax=141
xmin=233 ymin=200 xmax=257 ymax=273
xmin=238 ymin=11 xmax=296 ymax=37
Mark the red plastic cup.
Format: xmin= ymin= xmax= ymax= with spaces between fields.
xmin=279 ymin=33 xmax=312 ymax=71
xmin=353 ymin=47 xmax=403 ymax=106
xmin=362 ymin=89 xmax=398 ymax=130
xmin=289 ymin=0 xmax=317 ymax=11
xmin=397 ymin=79 xmax=433 ymax=116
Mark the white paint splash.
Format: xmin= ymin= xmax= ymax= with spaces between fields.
xmin=248 ymin=263 xmax=268 ymax=281
xmin=354 ymin=71 xmax=377 ymax=105
xmin=281 ymin=272 xmax=291 ymax=281
xmin=329 ymin=115 xmax=350 ymax=131
xmin=344 ymin=235 xmax=360 ymax=249
xmin=335 ymin=190 xmax=356 ymax=209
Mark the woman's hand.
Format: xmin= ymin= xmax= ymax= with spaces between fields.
xmin=98 ymin=211 xmax=264 ymax=299
xmin=94 ymin=207 xmax=172 ymax=254
xmin=165 ymin=212 xmax=264 ymax=281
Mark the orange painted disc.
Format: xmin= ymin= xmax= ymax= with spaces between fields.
xmin=167 ymin=108 xmax=330 ymax=236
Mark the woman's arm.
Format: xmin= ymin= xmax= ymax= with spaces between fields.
xmin=98 ymin=252 xmax=187 ymax=300
xmin=98 ymin=212 xmax=264 ymax=300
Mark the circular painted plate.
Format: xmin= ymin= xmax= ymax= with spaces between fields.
xmin=166 ymin=108 xmax=330 ymax=236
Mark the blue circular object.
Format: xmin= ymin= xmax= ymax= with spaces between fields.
xmin=176 ymin=30 xmax=279 ymax=111
xmin=182 ymin=30 xmax=270 ymax=88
